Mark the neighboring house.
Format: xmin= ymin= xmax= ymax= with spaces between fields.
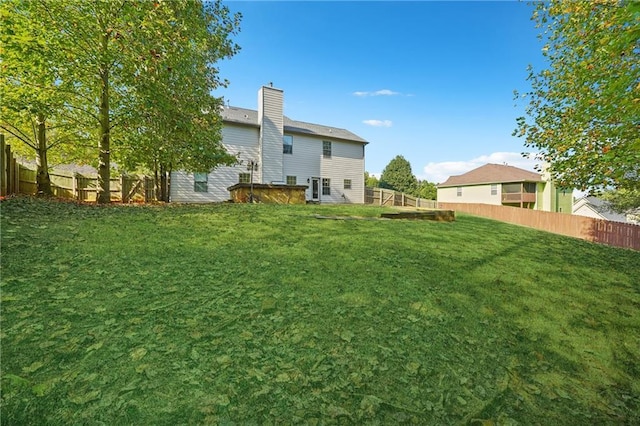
xmin=437 ymin=163 xmax=573 ymax=213
xmin=573 ymin=196 xmax=638 ymax=224
xmin=170 ymin=85 xmax=368 ymax=203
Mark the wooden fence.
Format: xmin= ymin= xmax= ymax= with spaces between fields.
xmin=1 ymin=135 xmax=155 ymax=202
xmin=22 ymin=168 xmax=155 ymax=202
xmin=365 ymin=187 xmax=437 ymax=209
xmin=438 ymin=202 xmax=640 ymax=251
xmin=0 ymin=134 xmax=20 ymax=197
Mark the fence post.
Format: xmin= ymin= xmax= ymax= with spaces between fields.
xmin=120 ymin=173 xmax=126 ymax=203
xmin=72 ymin=173 xmax=78 ymax=200
xmin=11 ymin=157 xmax=18 ymax=194
xmin=379 ymin=189 xmax=383 ymax=206
xmin=143 ymin=176 xmax=147 ymax=202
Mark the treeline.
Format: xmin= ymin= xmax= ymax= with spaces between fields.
xmin=0 ymin=0 xmax=241 ymax=202
xmin=365 ymin=155 xmax=436 ymax=200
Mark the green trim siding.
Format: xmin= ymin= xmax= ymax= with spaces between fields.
xmin=556 ymin=189 xmax=573 ymax=213
xmin=536 ymin=182 xmax=545 ymax=210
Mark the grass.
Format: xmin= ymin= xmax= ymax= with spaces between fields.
xmin=1 ymin=196 xmax=639 ymax=425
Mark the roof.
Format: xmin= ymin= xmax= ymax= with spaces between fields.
xmin=438 ymin=163 xmax=543 ymax=187
xmin=573 ymin=196 xmax=630 ymax=223
xmin=221 ymin=106 xmax=368 ymax=144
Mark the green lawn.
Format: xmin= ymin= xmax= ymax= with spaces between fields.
xmin=1 ymin=197 xmax=639 ymax=425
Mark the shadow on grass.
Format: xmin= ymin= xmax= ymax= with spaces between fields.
xmin=1 ymin=199 xmax=639 ymax=424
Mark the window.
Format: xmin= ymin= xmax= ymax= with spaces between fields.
xmin=344 ymin=179 xmax=352 ymax=190
xmin=524 ymin=182 xmax=537 ymax=193
xmin=456 ymin=187 xmax=462 ymax=197
xmin=322 ymin=178 xmax=331 ymax=195
xmin=491 ymin=184 xmax=497 ymax=195
xmin=323 ymin=141 xmax=332 ymax=157
xmin=239 ymin=173 xmax=251 ymax=184
xmin=286 ymin=175 xmax=297 ymax=185
xmin=283 ymin=135 xmax=293 ymax=154
xmin=194 ymin=172 xmax=208 ymax=192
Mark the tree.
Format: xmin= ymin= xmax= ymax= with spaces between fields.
xmin=379 ymin=155 xmax=417 ymax=194
xmin=0 ymin=1 xmax=91 ymax=195
xmin=115 ymin=0 xmax=240 ymax=201
xmin=416 ymin=180 xmax=437 ymax=200
xmin=3 ymin=0 xmax=241 ymax=203
xmin=601 ymin=188 xmax=640 ymax=213
xmin=364 ymin=171 xmax=379 ymax=188
xmin=515 ymin=1 xmax=640 ymax=192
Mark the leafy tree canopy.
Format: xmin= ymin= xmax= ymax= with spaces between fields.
xmin=416 ymin=180 xmax=437 ymax=200
xmin=601 ymin=188 xmax=640 ymax=213
xmin=1 ymin=0 xmax=241 ymax=202
xmin=515 ymin=0 xmax=640 ymax=192
xmin=364 ymin=171 xmax=380 ymax=188
xmin=379 ymin=155 xmax=418 ymax=194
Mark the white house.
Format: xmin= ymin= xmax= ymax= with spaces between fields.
xmin=437 ymin=163 xmax=573 ymax=213
xmin=170 ymin=85 xmax=368 ymax=203
xmin=573 ymin=196 xmax=638 ymax=224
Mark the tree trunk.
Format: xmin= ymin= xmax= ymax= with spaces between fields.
xmin=96 ymin=66 xmax=110 ymax=204
xmin=96 ymin=31 xmax=111 ymax=204
xmin=160 ymin=163 xmax=168 ymax=202
xmin=35 ymin=113 xmax=53 ymax=196
xmin=154 ymin=165 xmax=163 ymax=202
xmin=154 ymin=163 xmax=169 ymax=202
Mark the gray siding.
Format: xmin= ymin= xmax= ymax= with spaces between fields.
xmin=283 ymin=135 xmax=364 ymax=203
xmin=283 ymin=134 xmax=321 ymax=199
xmin=258 ymin=86 xmax=284 ymax=183
xmin=170 ymin=125 xmax=259 ymax=202
xmin=320 ymin=140 xmax=365 ymax=203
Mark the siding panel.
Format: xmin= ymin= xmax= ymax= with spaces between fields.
xmin=320 ymin=140 xmax=365 ymax=203
xmin=283 ymin=134 xmax=320 ymax=200
xmin=437 ymin=184 xmax=500 ymax=204
xmin=170 ymin=125 xmax=259 ymax=202
xmin=259 ymin=87 xmax=284 ymax=183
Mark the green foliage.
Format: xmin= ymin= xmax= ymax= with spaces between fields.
xmin=416 ymin=180 xmax=437 ymax=200
xmin=379 ymin=155 xmax=418 ymax=194
xmin=376 ymin=157 xmax=437 ymax=198
xmin=515 ymin=0 xmax=640 ymax=192
xmin=0 ymin=0 xmax=93 ymax=194
xmin=601 ymin=188 xmax=640 ymax=213
xmin=116 ymin=0 xmax=240 ymax=175
xmin=1 ymin=0 xmax=241 ymax=202
xmin=364 ymin=171 xmax=380 ymax=187
xmin=2 ymin=197 xmax=639 ymax=424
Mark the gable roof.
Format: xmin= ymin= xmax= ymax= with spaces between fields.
xmin=573 ymin=196 xmax=629 ymax=223
xmin=221 ymin=106 xmax=368 ymax=144
xmin=438 ymin=163 xmax=543 ymax=187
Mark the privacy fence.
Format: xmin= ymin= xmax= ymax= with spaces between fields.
xmin=1 ymin=135 xmax=155 ymax=202
xmin=365 ymin=187 xmax=437 ymax=209
xmin=438 ymin=202 xmax=640 ymax=251
xmin=0 ymin=134 xmax=19 ymax=197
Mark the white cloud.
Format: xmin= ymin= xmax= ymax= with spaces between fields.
xmin=374 ymin=89 xmax=399 ymax=96
xmin=353 ymin=89 xmax=400 ymax=97
xmin=363 ymin=119 xmax=393 ymax=127
xmin=420 ymin=152 xmax=542 ymax=184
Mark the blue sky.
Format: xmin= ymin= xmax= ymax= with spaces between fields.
xmin=214 ymin=1 xmax=546 ymax=183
